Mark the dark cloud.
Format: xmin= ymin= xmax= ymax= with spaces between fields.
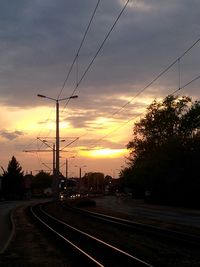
xmin=74 ymin=137 xmax=125 ymax=150
xmin=37 ymin=118 xmax=54 ymax=125
xmin=0 ymin=130 xmax=24 ymax=140
xmin=1 ymin=0 xmax=199 ymax=173
xmin=64 ymin=94 xmax=146 ymax=129
xmin=0 ymin=0 xmax=200 ymax=111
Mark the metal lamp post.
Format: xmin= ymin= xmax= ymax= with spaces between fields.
xmin=66 ymin=156 xmax=75 ymax=179
xmin=37 ymin=94 xmax=78 ymax=199
xmin=75 ymin=165 xmax=87 ymax=195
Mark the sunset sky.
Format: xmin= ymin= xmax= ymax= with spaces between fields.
xmin=0 ymin=0 xmax=200 ymax=177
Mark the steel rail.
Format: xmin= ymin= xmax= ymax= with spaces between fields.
xmin=40 ymin=205 xmax=153 ymax=266
xmin=61 ymin=203 xmax=200 ymax=246
xmin=30 ymin=205 xmax=103 ymax=266
xmin=30 ymin=204 xmax=153 ymax=267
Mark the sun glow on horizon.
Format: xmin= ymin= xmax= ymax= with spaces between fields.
xmin=80 ymin=148 xmax=127 ymax=158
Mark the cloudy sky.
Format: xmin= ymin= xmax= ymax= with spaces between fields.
xmin=0 ymin=0 xmax=200 ymax=177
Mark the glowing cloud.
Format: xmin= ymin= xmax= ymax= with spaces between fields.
xmin=81 ymin=148 xmax=127 ymax=158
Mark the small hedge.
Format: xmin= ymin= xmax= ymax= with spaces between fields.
xmin=73 ymin=197 xmax=96 ymax=208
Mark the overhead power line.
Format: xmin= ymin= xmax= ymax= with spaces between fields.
xmin=61 ymin=32 xmax=200 ymax=153
xmin=74 ymin=35 xmax=200 ymax=150
xmin=113 ymin=36 xmax=200 ymax=115
xmin=57 ymin=0 xmax=131 ymax=150
xmin=60 ymin=34 xmax=200 ymax=153
xmin=88 ymin=72 xmax=200 ymax=148
xmin=58 ymin=0 xmax=132 ymax=152
xmin=23 ymin=1 xmax=102 ymax=169
xmin=172 ymin=73 xmax=200 ymax=95
xmin=57 ymin=0 xmax=101 ymax=100
xmin=63 ymin=0 xmax=131 ymax=109
xmin=76 ymin=0 xmax=130 ymax=90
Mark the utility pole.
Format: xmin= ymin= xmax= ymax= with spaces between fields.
xmin=66 ymin=156 xmax=75 ymax=180
xmin=56 ymin=100 xmax=59 ymax=185
xmin=66 ymin=159 xmax=68 ymax=179
xmin=75 ymin=165 xmax=87 ymax=195
xmin=53 ymin=144 xmax=56 ymax=176
xmin=37 ymin=94 xmax=78 ymax=199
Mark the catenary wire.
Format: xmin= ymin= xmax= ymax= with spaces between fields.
xmin=63 ymin=0 xmax=131 ymax=110
xmin=57 ymin=0 xmax=101 ymax=100
xmin=112 ymin=36 xmax=200 ymax=116
xmin=36 ymin=0 xmax=101 ymax=166
xmin=27 ymin=3 xmax=199 ymax=169
xmin=36 ymin=0 xmax=101 ymax=155
xmin=23 ymin=1 xmax=101 ymax=168
xmin=171 ymin=73 xmax=200 ymax=95
xmin=82 ymin=36 xmax=200 ymax=148
xmin=83 ymin=72 xmax=200 ymax=150
xmin=65 ymin=34 xmax=200 ymax=152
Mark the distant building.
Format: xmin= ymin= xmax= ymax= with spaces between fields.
xmin=23 ymin=174 xmax=32 ymax=199
xmin=82 ymin=172 xmax=104 ymax=193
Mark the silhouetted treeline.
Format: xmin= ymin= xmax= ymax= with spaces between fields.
xmin=120 ymin=95 xmax=200 ymax=208
xmin=0 ymin=156 xmax=53 ymax=200
xmin=1 ymin=156 xmax=24 ymax=200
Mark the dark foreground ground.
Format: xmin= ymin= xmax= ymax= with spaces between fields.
xmin=0 ymin=195 xmax=199 ymax=267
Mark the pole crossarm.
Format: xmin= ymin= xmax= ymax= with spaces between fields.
xmin=37 ymin=137 xmax=54 ymax=149
xmin=42 ymin=163 xmax=52 ymax=171
xmin=23 ymin=149 xmax=54 ymax=152
xmin=61 ymin=137 xmax=79 ymax=151
xmin=23 ymin=149 xmax=70 ymax=152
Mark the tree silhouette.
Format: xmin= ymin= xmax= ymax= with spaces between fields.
xmin=2 ymin=156 xmax=24 ymax=200
xmin=31 ymin=171 xmax=52 ymax=196
xmin=122 ymin=95 xmax=200 ymax=207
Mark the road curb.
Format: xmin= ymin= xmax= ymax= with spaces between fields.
xmin=0 ymin=207 xmax=16 ymax=254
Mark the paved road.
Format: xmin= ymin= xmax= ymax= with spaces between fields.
xmin=94 ymin=195 xmax=200 ymax=228
xmin=0 ymin=199 xmax=50 ymax=253
xmin=0 ymin=201 xmax=22 ymax=253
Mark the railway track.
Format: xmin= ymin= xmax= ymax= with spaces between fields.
xmin=61 ymin=203 xmax=200 ymax=246
xmin=30 ymin=203 xmax=153 ymax=267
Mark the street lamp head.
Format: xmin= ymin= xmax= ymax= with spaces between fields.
xmin=69 ymin=95 xmax=78 ymax=99
xmin=58 ymin=95 xmax=78 ymax=102
xmin=37 ymin=94 xmax=46 ymax=98
xmin=74 ymin=164 xmax=87 ymax=168
xmin=38 ymin=94 xmax=77 ymax=101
